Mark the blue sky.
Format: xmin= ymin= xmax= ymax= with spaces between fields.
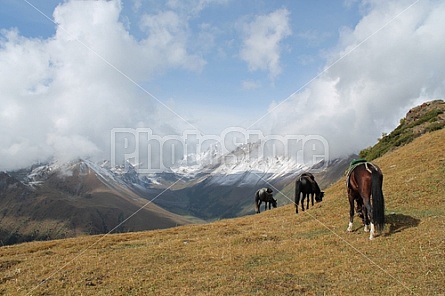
xmin=1 ymin=0 xmax=444 ymax=170
xmin=135 ymin=1 xmax=363 ymax=124
xmin=0 ymin=1 xmax=362 ymax=123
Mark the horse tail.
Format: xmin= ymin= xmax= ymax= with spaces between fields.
xmin=371 ymin=168 xmax=385 ymax=232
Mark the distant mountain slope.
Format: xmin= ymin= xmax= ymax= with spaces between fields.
xmin=0 ymin=161 xmax=193 ymax=246
xmin=274 ymin=155 xmax=358 ymax=206
xmin=151 ymin=153 xmax=358 ymax=220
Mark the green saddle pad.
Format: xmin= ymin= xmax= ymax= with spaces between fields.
xmin=350 ymin=158 xmax=367 ymax=166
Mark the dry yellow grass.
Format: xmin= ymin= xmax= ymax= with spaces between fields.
xmin=0 ymin=129 xmax=444 ymax=295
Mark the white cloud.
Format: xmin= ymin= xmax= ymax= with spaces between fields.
xmin=261 ymin=0 xmax=445 ymax=159
xmin=2 ymin=0 xmax=444 ymax=171
xmin=239 ymin=8 xmax=292 ymax=80
xmin=139 ymin=10 xmax=206 ymax=72
xmin=0 ymin=0 xmax=203 ymax=170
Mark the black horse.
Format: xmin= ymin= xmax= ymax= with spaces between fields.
xmin=294 ymin=173 xmax=324 ymax=214
xmin=346 ymin=160 xmax=385 ymax=240
xmin=255 ymin=187 xmax=277 ymax=213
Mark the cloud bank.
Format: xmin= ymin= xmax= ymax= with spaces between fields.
xmin=1 ymin=0 xmax=444 ymax=171
xmin=261 ymin=0 xmax=445 ymax=158
xmin=0 ymin=1 xmax=203 ymax=170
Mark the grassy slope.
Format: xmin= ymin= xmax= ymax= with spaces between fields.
xmin=0 ymin=129 xmax=444 ymax=295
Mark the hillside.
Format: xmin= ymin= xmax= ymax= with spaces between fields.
xmin=360 ymin=99 xmax=445 ymax=160
xmin=0 ymin=128 xmax=444 ymax=295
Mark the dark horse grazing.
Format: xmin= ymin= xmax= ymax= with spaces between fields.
xmin=346 ymin=160 xmax=385 ymax=240
xmin=255 ymin=187 xmax=277 ymax=213
xmin=294 ymin=173 xmax=324 ymax=214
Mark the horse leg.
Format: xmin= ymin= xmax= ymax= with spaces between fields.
xmin=369 ymin=223 xmax=376 ymax=240
xmin=256 ymin=200 xmax=262 ymax=213
xmin=311 ymin=193 xmax=315 ymax=206
xmin=306 ymin=193 xmax=310 ymax=210
xmin=264 ymin=201 xmax=268 ymax=212
xmin=362 ymin=206 xmax=369 ymax=232
xmin=347 ymin=191 xmax=355 ymax=232
xmin=301 ymin=194 xmax=306 ymax=212
xmin=363 ymin=199 xmax=375 ymax=239
xmin=295 ymin=194 xmax=299 ymax=214
xmin=295 ymin=183 xmax=300 ymax=214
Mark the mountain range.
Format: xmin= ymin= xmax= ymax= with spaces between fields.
xmin=0 ymin=99 xmax=443 ymax=245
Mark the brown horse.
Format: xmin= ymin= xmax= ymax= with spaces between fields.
xmin=346 ymin=161 xmax=385 ymax=240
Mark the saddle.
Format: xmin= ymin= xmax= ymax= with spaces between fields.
xmin=349 ymin=158 xmax=368 ymax=167
xmin=345 ymin=159 xmax=378 ymax=187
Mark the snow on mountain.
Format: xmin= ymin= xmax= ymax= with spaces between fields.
xmin=17 ymin=138 xmax=326 ymax=201
xmin=170 ymin=142 xmax=311 ymax=187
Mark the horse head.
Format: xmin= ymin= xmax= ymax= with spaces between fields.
xmin=270 ymin=198 xmax=277 ymax=208
xmin=315 ymin=191 xmax=324 ymax=202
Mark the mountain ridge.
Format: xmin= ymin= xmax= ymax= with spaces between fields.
xmin=0 ymin=160 xmax=194 ymax=246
